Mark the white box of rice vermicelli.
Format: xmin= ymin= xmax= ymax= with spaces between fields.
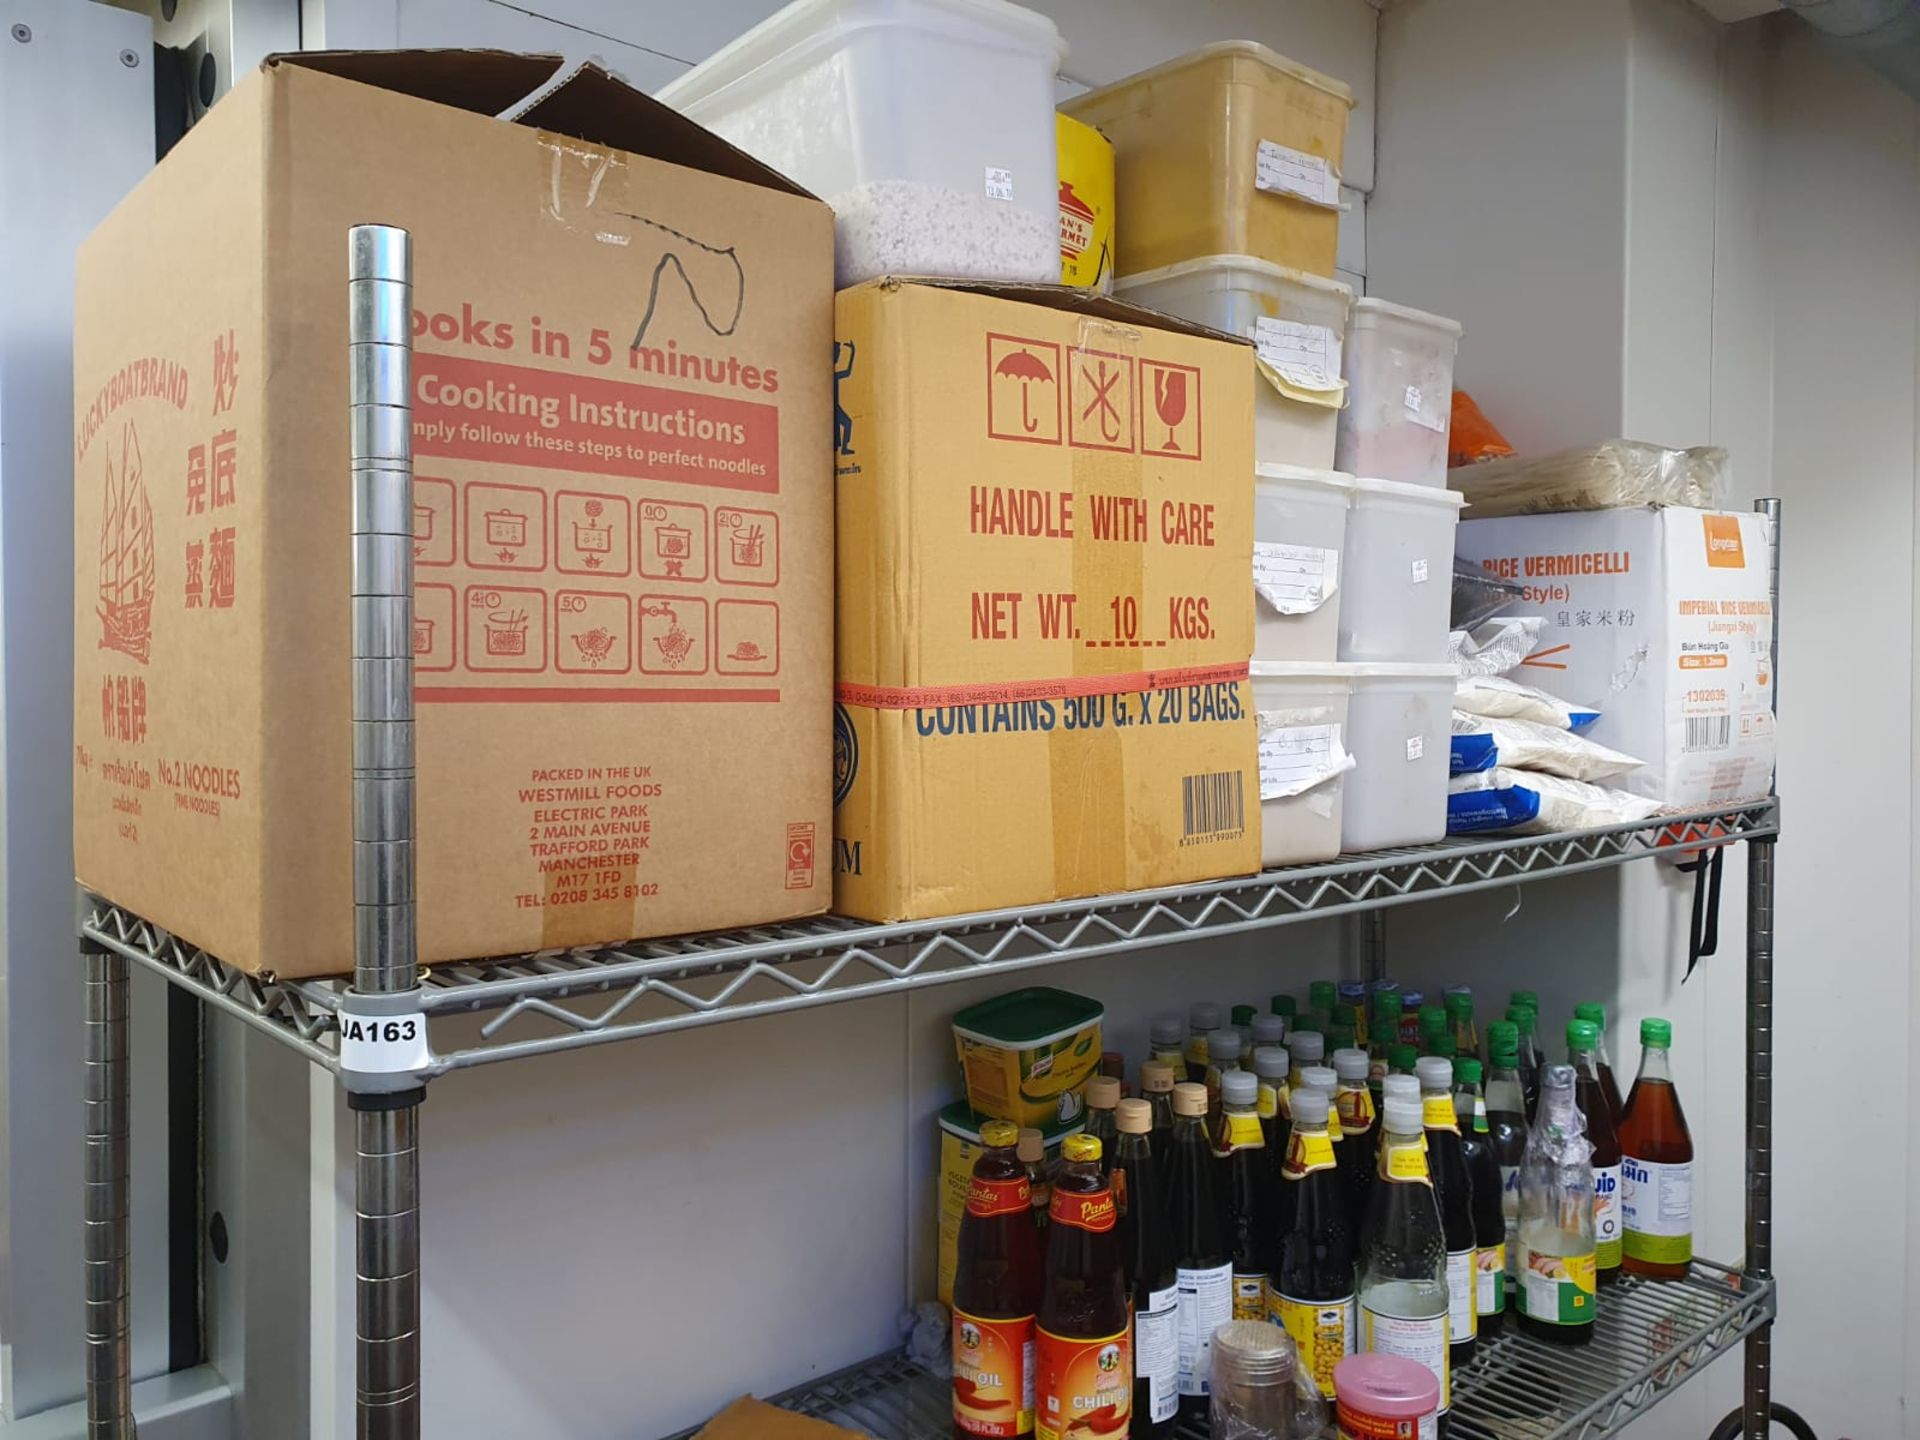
xmin=1453 ymin=506 xmax=1775 ymax=808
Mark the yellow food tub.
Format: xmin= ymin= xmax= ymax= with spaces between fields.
xmin=952 ymin=986 xmax=1104 ymax=1129
xmin=1056 ymin=112 xmax=1114 ymax=292
xmin=1062 ymin=41 xmax=1353 ymax=279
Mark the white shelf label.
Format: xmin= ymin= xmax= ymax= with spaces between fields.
xmin=1253 ymin=541 xmax=1340 ymax=614
xmin=984 ymin=166 xmax=1014 ymax=201
xmin=1255 ymin=140 xmax=1342 ymax=208
xmin=1254 ymin=317 xmax=1343 ymax=391
xmin=1411 ymin=558 xmax=1429 ymax=584
xmin=1406 ymin=735 xmax=1426 ymax=761
xmin=339 ymin=1010 xmax=430 ymax=1074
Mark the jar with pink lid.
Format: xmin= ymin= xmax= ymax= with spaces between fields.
xmin=1333 ymin=1352 xmax=1439 ymax=1440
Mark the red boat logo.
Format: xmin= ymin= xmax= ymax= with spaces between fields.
xmin=97 ymin=421 xmax=155 ymax=664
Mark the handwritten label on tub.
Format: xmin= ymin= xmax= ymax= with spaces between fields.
xmin=1406 ymin=736 xmax=1426 ymax=761
xmin=1255 ymin=318 xmax=1343 ymax=392
xmin=984 ymin=167 xmax=1014 ymax=201
xmin=1255 ymin=141 xmax=1342 ymax=208
xmin=1404 ymin=384 xmax=1448 ymax=434
xmin=1257 ymin=721 xmax=1355 ymax=800
xmin=1253 ymin=542 xmax=1340 ymax=614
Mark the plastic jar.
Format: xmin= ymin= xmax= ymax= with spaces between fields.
xmin=1210 ymin=1319 xmax=1306 ymax=1437
xmin=1333 ymin=1351 xmax=1440 ymax=1439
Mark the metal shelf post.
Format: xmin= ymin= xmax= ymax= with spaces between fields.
xmin=81 ymin=936 xmax=135 ymax=1438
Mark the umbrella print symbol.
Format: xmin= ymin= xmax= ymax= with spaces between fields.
xmin=994 ymin=348 xmax=1055 ymax=433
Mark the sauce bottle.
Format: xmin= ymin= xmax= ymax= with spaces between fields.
xmin=1204 ymin=1027 xmax=1245 ymax=1123
xmin=1111 ymin=1100 xmax=1176 ymax=1439
xmin=1416 ymin=1057 xmax=1478 ymax=1372
xmin=1139 ymin=1061 xmax=1176 ymax=1153
xmin=1332 ymin=1048 xmax=1377 ymax=1242
xmin=1452 ymin=1058 xmax=1506 ymax=1343
xmin=1309 ymin=980 xmax=1339 ymax=1031
xmin=1185 ymin=1003 xmax=1222 ymax=1084
xmin=1214 ymin=1069 xmax=1278 ymax=1322
xmin=1416 ymin=1005 xmax=1448 ymax=1056
xmin=1166 ymin=1081 xmax=1231 ymax=1419
xmin=1083 ymin=1077 xmax=1121 ymax=1175
xmin=1250 ymin=1044 xmax=1292 ymax=1159
xmin=1269 ymin=1086 xmax=1356 ymax=1398
xmin=1505 ymin=1003 xmax=1543 ymax=1120
xmin=1287 ymin=1029 xmax=1325 ymax=1088
xmin=1036 ymin=1135 xmax=1130 ymax=1440
xmin=1397 ymin=989 xmax=1425 ymax=1048
xmin=1269 ymin=994 xmax=1297 ymax=1027
xmin=1389 ymin=1043 xmax=1420 ymax=1081
xmin=1483 ymin=1023 xmax=1529 ymax=1319
xmin=1250 ymin=1012 xmax=1288 ymax=1055
xmin=1019 ymin=1128 xmax=1053 ymax=1234
xmin=1339 ymin=980 xmax=1370 ymax=1045
xmin=1516 ymin=1064 xmax=1595 ymax=1345
xmin=1445 ymin=987 xmax=1479 ymax=1064
xmin=1230 ymin=1003 xmax=1258 ymax=1052
xmin=1567 ymin=1019 xmax=1623 ymax=1286
xmin=1367 ymin=990 xmax=1400 ymax=1097
xmin=1619 ymin=1017 xmax=1694 ymax=1280
xmin=1574 ymin=1001 xmax=1626 ymax=1127
xmin=1148 ymin=1014 xmax=1186 ymax=1075
xmin=1357 ymin=1097 xmax=1450 ymax=1429
xmin=953 ymin=1119 xmax=1042 ymax=1439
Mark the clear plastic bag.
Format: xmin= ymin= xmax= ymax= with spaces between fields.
xmin=1447 ymin=616 xmax=1546 ymax=678
xmin=1451 ymin=560 xmax=1526 ymax=630
xmin=1446 ymin=439 xmax=1729 ymax=518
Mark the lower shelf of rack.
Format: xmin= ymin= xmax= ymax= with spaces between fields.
xmin=705 ymin=1260 xmax=1770 ymax=1440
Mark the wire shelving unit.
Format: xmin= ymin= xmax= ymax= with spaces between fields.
xmin=75 ymin=226 xmax=1785 ymax=1440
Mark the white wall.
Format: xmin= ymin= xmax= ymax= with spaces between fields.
xmin=298 ymin=3 xmax=1380 ymax=1436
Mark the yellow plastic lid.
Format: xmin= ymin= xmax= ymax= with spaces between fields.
xmin=1062 ymin=1133 xmax=1103 ymax=1163
xmin=981 ymin=1119 xmax=1020 ymax=1148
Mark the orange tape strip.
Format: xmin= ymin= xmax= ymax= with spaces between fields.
xmin=836 ymin=661 xmax=1248 ymax=711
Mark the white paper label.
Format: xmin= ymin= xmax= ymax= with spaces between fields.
xmin=1622 ymin=1157 xmax=1694 ymax=1237
xmin=1446 ymin=1249 xmax=1477 ymax=1343
xmin=1137 ymin=1286 xmax=1180 ymax=1423
xmin=984 ymin=166 xmax=1014 ymax=201
xmin=1254 ymin=316 xmax=1343 ymax=391
xmin=338 ymin=1010 xmax=430 ymax=1074
xmin=1361 ymin=1306 xmax=1449 ymax=1412
xmin=1256 ymin=721 xmax=1353 ymax=801
xmin=1252 ymin=541 xmax=1339 ymax=614
xmin=1255 ymin=140 xmax=1342 ymax=207
xmin=1406 ymin=735 xmax=1425 ymax=761
xmin=1405 ymin=383 xmax=1448 ymax=433
xmin=1411 ymin=558 xmax=1430 ymax=584
xmin=1176 ymin=1263 xmax=1234 ymax=1396
xmin=1405 ymin=384 xmax=1424 ymax=417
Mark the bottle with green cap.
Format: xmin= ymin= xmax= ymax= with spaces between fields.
xmin=1483 ymin=1021 xmax=1529 ymax=1311
xmin=1388 ymin=1043 xmax=1420 ymax=1080
xmin=1452 ymin=1057 xmax=1506 ymax=1341
xmin=1416 ymin=1004 xmax=1448 ymax=1056
xmin=1270 ymin=994 xmax=1297 ymax=1024
xmin=1328 ymin=1020 xmax=1358 ymax=1055
xmin=1619 ymin=1018 xmax=1694 ymax=1281
xmin=1509 ymin=988 xmax=1539 ymax=1013
xmin=1505 ymin=1003 xmax=1543 ymax=1120
xmin=1566 ymin=1019 xmax=1623 ymax=1286
xmin=1445 ymin=987 xmax=1479 ymax=1063
xmin=1230 ymin=1003 xmax=1258 ymax=1053
xmin=1309 ymin=980 xmax=1339 ymax=1030
xmin=1367 ymin=989 xmax=1401 ymax=1096
xmin=1516 ymin=1065 xmax=1595 ymax=1346
xmin=1574 ymin=1001 xmax=1625 ymax=1126
xmin=1430 ymin=1033 xmax=1458 ymax=1061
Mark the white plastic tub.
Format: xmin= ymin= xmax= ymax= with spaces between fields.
xmin=1249 ymin=663 xmax=1352 ymax=867
xmin=1341 ymin=662 xmax=1455 ymax=851
xmin=1116 ymin=256 xmax=1352 ymax=468
xmin=1336 ymin=297 xmax=1463 ymax=487
xmin=658 ymin=0 xmax=1067 ymax=287
xmin=1253 ymin=463 xmax=1350 ymax=662
xmin=1339 ymin=476 xmax=1465 ymax=663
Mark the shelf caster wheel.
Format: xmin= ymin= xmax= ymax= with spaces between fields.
xmin=1710 ymin=1402 xmax=1817 ymax=1440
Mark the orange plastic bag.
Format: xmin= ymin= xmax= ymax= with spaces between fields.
xmin=1450 ymin=389 xmax=1515 ymax=467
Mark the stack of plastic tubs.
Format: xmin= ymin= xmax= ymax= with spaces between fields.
xmin=658 ymin=0 xmax=1069 ymax=287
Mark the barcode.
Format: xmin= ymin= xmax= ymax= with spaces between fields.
xmin=1684 ymin=715 xmax=1732 ymax=752
xmin=1182 ymin=770 xmax=1245 ymax=839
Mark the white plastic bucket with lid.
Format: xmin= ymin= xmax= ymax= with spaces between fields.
xmin=1116 ymin=255 xmax=1352 ymax=469
xmin=1336 ymin=297 xmax=1463 ymax=488
xmin=1340 ymin=662 xmax=1455 ymax=851
xmin=1253 ymin=463 xmax=1351 ymax=663
xmin=1248 ymin=662 xmax=1353 ymax=867
xmin=1339 ymin=476 xmax=1464 ymax=663
xmin=657 ymin=0 xmax=1068 ymax=288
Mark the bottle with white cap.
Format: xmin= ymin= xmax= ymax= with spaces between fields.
xmin=1333 ymin=1047 xmax=1377 ymax=1241
xmin=1418 ymin=1055 xmax=1479 ymax=1371
xmin=1288 ymin=1029 xmax=1326 ymax=1089
xmin=1149 ymin=1013 xmax=1186 ymax=1074
xmin=1251 ymin=1012 xmax=1288 ymax=1053
xmin=1185 ymin=1003 xmax=1223 ymax=1084
xmin=1214 ymin=1068 xmax=1279 ymax=1323
xmin=1205 ymin=1027 xmax=1246 ymax=1123
xmin=1166 ymin=1081 xmax=1230 ymax=1418
xmin=1250 ymin=1045 xmax=1292 ymax=1154
xmin=1269 ymin=1085 xmax=1356 ymax=1396
xmin=1357 ymin=1095 xmax=1450 ymax=1426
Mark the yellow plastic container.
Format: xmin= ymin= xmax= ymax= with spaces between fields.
xmin=952 ymin=986 xmax=1104 ymax=1129
xmin=1062 ymin=41 xmax=1353 ymax=279
xmin=1056 ymin=112 xmax=1115 ymax=292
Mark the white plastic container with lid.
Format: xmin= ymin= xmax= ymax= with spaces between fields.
xmin=1336 ymin=297 xmax=1463 ymax=488
xmin=1116 ymin=256 xmax=1352 ymax=468
xmin=1253 ymin=464 xmax=1351 ymax=662
xmin=657 ymin=0 xmax=1067 ymax=288
xmin=1249 ymin=662 xmax=1353 ymax=867
xmin=1340 ymin=477 xmax=1465 ymax=663
xmin=1341 ymin=662 xmax=1455 ymax=852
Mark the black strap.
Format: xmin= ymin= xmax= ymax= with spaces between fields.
xmin=1683 ymin=845 xmax=1724 ymax=980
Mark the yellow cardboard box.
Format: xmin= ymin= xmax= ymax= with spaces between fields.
xmin=832 ymin=280 xmax=1258 ymax=922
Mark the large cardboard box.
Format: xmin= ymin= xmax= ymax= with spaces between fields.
xmin=1455 ymin=506 xmax=1775 ymax=807
xmin=73 ymin=53 xmax=834 ymax=976
xmin=832 ymin=280 xmax=1258 ymax=920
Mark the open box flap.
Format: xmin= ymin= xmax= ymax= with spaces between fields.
xmin=266 ymin=51 xmax=815 ymax=201
xmin=864 ymin=276 xmax=1252 ymax=347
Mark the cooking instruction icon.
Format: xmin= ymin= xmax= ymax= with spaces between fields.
xmin=466 ymin=482 xmax=545 ymax=571
xmin=638 ymin=595 xmax=708 ymax=675
xmin=715 ymin=598 xmax=778 ymax=675
xmin=557 ymin=491 xmax=630 ymax=576
xmin=716 ymin=507 xmax=778 ymax=586
xmin=638 ymin=499 xmax=708 ymax=582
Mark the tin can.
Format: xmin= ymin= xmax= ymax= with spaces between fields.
xmin=1056 ymin=112 xmax=1114 ymax=293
